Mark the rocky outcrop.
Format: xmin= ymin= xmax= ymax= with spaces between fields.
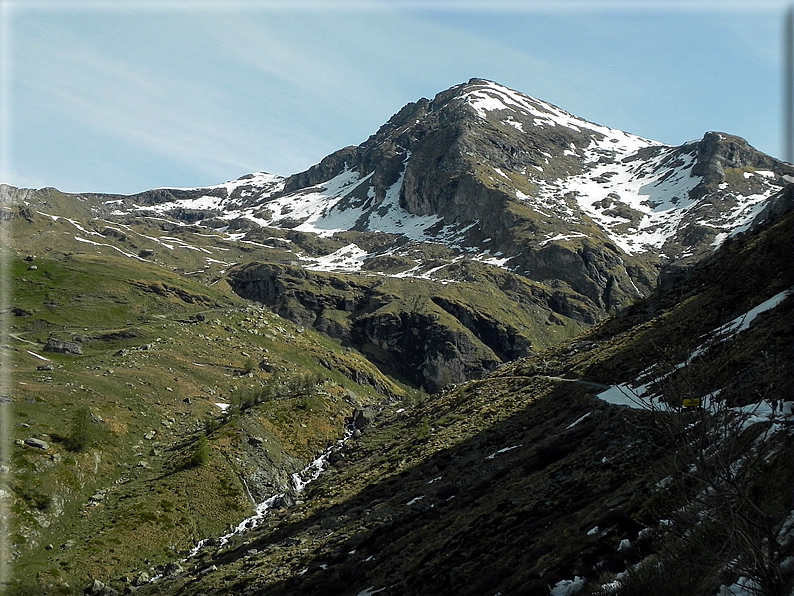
xmin=43 ymin=338 xmax=83 ymax=355
xmin=226 ymin=262 xmax=575 ymax=391
xmin=126 ymin=186 xmax=227 ymax=207
xmin=691 ymin=132 xmax=783 ymax=187
xmin=283 ymin=146 xmax=360 ymax=193
xmin=430 ymin=297 xmax=531 ymax=361
xmin=513 ymin=241 xmax=654 ymax=314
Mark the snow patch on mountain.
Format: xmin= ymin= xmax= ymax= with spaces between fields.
xmin=526 ymin=142 xmax=782 ymax=255
xmin=269 ymin=167 xmax=470 ymax=253
xmin=597 ymin=287 xmax=794 ymax=411
xmin=300 ymin=243 xmax=369 ymax=272
xmin=164 ymin=171 xmax=285 ymax=200
xmin=564 ymin=148 xmax=704 ymax=254
xmin=463 ymin=80 xmax=660 ymax=160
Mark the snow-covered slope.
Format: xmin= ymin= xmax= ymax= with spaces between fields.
xmin=456 ymin=81 xmax=788 ymax=256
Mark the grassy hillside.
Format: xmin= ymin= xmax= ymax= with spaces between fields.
xmin=3 ymin=251 xmax=405 ymax=595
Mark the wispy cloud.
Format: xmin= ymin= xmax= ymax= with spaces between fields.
xmin=13 ymin=19 xmax=338 ymax=185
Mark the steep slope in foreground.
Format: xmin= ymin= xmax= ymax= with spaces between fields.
xmin=137 ymin=190 xmax=794 ymax=596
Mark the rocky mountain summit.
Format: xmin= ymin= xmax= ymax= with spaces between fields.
xmin=2 ymin=79 xmax=794 ymax=596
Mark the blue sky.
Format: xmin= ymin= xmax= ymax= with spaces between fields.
xmin=0 ymin=0 xmax=790 ymax=194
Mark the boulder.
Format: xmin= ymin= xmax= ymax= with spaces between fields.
xmin=258 ymin=359 xmax=277 ymax=372
xmin=353 ymin=407 xmax=376 ymax=431
xmin=132 ymin=571 xmax=149 ymax=587
xmin=273 ymin=493 xmax=296 ymax=509
xmin=24 ymin=437 xmax=49 ymax=450
xmin=162 ymin=562 xmax=184 ymax=577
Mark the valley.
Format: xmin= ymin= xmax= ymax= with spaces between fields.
xmin=1 ymin=79 xmax=793 ymax=596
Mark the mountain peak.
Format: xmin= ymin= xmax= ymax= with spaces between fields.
xmin=86 ymin=79 xmax=794 ymax=314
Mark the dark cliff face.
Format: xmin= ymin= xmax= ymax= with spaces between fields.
xmin=226 ymin=262 xmax=508 ymax=391
xmin=351 ymin=309 xmax=501 ymax=392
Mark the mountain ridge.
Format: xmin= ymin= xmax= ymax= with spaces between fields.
xmin=109 ymin=79 xmax=793 ymax=278
xmin=4 ymin=79 xmax=793 ymax=389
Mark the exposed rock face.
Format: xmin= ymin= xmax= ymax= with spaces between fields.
xmin=283 ymin=146 xmax=360 ymax=193
xmin=235 ymin=417 xmax=307 ymax=504
xmin=227 ymin=261 xmax=584 ymax=391
xmin=351 ymin=309 xmax=500 ymax=392
xmin=512 ymin=240 xmax=651 ymax=313
xmin=691 ymin=132 xmax=782 ymax=188
xmin=429 ymin=296 xmax=530 ymax=361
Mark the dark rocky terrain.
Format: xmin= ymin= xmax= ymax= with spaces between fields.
xmin=1 ymin=80 xmax=793 ymax=596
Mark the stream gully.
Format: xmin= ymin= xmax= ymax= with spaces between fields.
xmin=188 ymin=427 xmax=353 ymax=558
xmin=147 ymin=426 xmax=353 ymax=584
